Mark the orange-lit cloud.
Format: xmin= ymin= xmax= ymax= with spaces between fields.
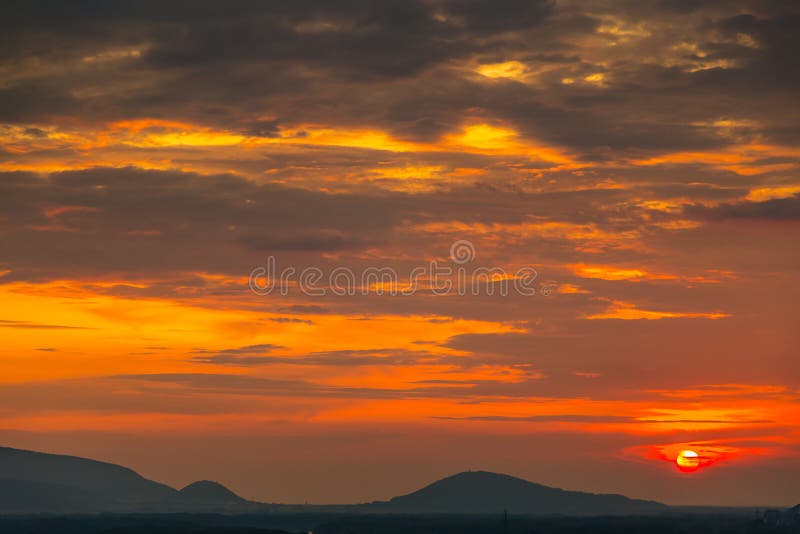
xmin=630 ymin=144 xmax=800 ymax=175
xmin=585 ymin=300 xmax=730 ymax=320
xmin=475 ymin=61 xmax=529 ymax=80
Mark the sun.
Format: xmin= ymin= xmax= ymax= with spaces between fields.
xmin=676 ymin=450 xmax=700 ymax=472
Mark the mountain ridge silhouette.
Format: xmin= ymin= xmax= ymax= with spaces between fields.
xmin=0 ymin=445 xmax=674 ymax=515
xmin=0 ymin=446 xmax=251 ymax=513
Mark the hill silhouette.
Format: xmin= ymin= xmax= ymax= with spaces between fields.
xmin=0 ymin=446 xmax=674 ymax=516
xmin=0 ymin=446 xmax=252 ymax=513
xmin=179 ymin=480 xmax=248 ymax=505
xmin=368 ymin=470 xmax=669 ymax=516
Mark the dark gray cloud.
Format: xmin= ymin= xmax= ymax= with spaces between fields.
xmin=0 ymin=167 xmax=404 ymax=278
xmin=0 ymin=166 xmax=708 ymax=282
xmin=1 ymin=0 xmax=797 ymax=151
xmin=107 ymin=372 xmax=458 ymax=399
xmin=239 ymin=232 xmax=379 ymax=253
xmin=685 ymin=194 xmax=800 ymax=221
xmin=0 ymin=0 xmax=552 ymax=73
xmin=441 ymin=0 xmax=555 ymax=34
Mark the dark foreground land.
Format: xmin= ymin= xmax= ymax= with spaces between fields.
xmin=1 ymin=513 xmax=798 ymax=534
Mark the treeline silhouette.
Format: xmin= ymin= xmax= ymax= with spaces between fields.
xmin=314 ymin=512 xmax=800 ymax=534
xmin=0 ymin=512 xmax=799 ymax=534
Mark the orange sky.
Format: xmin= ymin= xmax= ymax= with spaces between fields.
xmin=1 ymin=0 xmax=799 ymax=506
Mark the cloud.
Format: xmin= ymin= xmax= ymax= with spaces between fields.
xmin=1 ymin=0 xmax=797 ymax=154
xmin=239 ymin=232 xmax=378 ymax=252
xmin=192 ymin=348 xmax=443 ymax=367
xmin=686 ymin=194 xmax=800 ymax=221
xmin=106 ymin=372 xmax=438 ymax=399
xmin=0 ymin=165 xmax=724 ymax=284
xmin=434 ymin=414 xmax=634 ymax=423
xmin=433 ymin=415 xmax=772 ymax=424
xmin=190 ymin=343 xmax=285 ymax=356
xmin=0 ymin=167 xmax=404 ymax=279
xmin=0 ymin=319 xmax=93 ymax=330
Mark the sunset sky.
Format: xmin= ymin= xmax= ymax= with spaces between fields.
xmin=1 ymin=0 xmax=799 ymax=506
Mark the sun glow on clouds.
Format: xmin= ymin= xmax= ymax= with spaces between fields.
xmin=631 ymin=144 xmax=800 ymax=175
xmin=571 ymin=264 xmax=649 ymax=281
xmin=444 ymin=123 xmax=573 ymax=164
xmin=475 ymin=61 xmax=528 ymax=80
xmin=629 ymin=441 xmax=770 ymax=473
xmin=570 ymin=264 xmax=734 ymax=285
xmin=0 ymin=283 xmax=518 ymax=383
xmin=1 ymin=119 xmax=576 ymax=182
xmin=113 ymin=119 xmax=545 ymax=159
xmin=586 ymin=300 xmax=730 ymax=320
xmin=746 ymin=185 xmax=800 ymax=201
